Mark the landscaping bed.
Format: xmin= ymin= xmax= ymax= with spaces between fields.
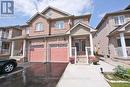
xmin=102 ymin=66 xmax=130 ymax=87
xmin=103 ymin=72 xmax=130 ymax=81
xmin=109 ymin=82 xmax=130 ymax=87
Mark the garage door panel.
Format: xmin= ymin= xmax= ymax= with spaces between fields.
xmin=50 ymin=47 xmax=68 ymax=62
xmin=29 ymin=45 xmax=45 ymax=62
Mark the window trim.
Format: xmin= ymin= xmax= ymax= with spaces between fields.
xmin=114 ymin=15 xmax=125 ymax=25
xmin=25 ymin=27 xmax=29 ymax=34
xmin=55 ymin=21 xmax=64 ymax=29
xmin=35 ymin=22 xmax=44 ymax=32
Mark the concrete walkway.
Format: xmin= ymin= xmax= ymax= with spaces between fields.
xmin=56 ymin=61 xmax=115 ymax=87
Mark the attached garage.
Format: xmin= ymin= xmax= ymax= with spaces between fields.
xmin=28 ymin=37 xmax=68 ymax=63
xmin=49 ymin=43 xmax=68 ymax=62
xmin=29 ymin=44 xmax=45 ymax=62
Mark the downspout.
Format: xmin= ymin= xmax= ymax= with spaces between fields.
xmin=48 ymin=19 xmax=51 ymax=35
xmin=45 ymin=37 xmax=48 ymax=62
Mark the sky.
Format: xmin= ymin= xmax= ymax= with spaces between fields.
xmin=0 ymin=0 xmax=130 ymax=28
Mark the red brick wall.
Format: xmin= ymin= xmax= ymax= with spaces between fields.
xmin=50 ymin=19 xmax=70 ymax=34
xmin=29 ymin=15 xmax=49 ymax=36
xmin=28 ymin=14 xmax=89 ymax=36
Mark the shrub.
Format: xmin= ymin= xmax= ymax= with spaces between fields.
xmin=89 ymin=56 xmax=99 ymax=65
xmin=113 ymin=65 xmax=129 ymax=79
xmin=127 ymin=69 xmax=130 ymax=75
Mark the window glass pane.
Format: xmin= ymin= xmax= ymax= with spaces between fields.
xmin=117 ymin=39 xmax=121 ymax=47
xmin=119 ymin=16 xmax=125 ymax=24
xmin=25 ymin=28 xmax=29 ymax=34
xmin=114 ymin=16 xmax=119 ymax=25
xmin=114 ymin=15 xmax=125 ymax=25
xmin=82 ymin=40 xmax=85 ymax=51
xmin=125 ymin=39 xmax=130 ymax=46
xmin=75 ymin=43 xmax=79 ymax=51
xmin=55 ymin=21 xmax=64 ymax=29
xmin=35 ymin=23 xmax=43 ymax=31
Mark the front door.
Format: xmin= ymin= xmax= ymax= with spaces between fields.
xmin=75 ymin=39 xmax=86 ymax=55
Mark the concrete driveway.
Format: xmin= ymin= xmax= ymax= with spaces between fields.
xmin=57 ymin=61 xmax=115 ymax=87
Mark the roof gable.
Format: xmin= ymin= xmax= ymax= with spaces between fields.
xmin=27 ymin=13 xmax=49 ymax=24
xmin=125 ymin=4 xmax=130 ymax=10
xmin=41 ymin=6 xmax=72 ymax=18
xmin=96 ymin=10 xmax=130 ymax=29
xmin=66 ymin=22 xmax=96 ymax=35
xmin=109 ymin=21 xmax=130 ymax=36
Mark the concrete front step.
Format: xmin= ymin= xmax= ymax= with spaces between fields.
xmin=10 ymin=56 xmax=26 ymax=63
xmin=77 ymin=56 xmax=88 ymax=64
xmin=10 ymin=56 xmax=23 ymax=60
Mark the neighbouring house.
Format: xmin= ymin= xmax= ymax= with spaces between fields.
xmin=0 ymin=27 xmax=10 ymax=55
xmin=0 ymin=25 xmax=28 ymax=56
xmin=8 ymin=6 xmax=96 ymax=64
xmin=94 ymin=4 xmax=130 ymax=59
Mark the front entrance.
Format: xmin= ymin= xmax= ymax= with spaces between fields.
xmin=75 ymin=39 xmax=86 ymax=56
xmin=72 ymin=36 xmax=90 ymax=64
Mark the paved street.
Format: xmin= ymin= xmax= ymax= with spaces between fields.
xmin=57 ymin=61 xmax=115 ymax=87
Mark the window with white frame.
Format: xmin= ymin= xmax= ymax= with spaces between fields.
xmin=35 ymin=22 xmax=44 ymax=31
xmin=55 ymin=21 xmax=64 ymax=29
xmin=114 ymin=15 xmax=125 ymax=25
xmin=25 ymin=27 xmax=29 ymax=34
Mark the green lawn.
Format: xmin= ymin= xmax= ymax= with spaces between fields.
xmin=109 ymin=82 xmax=130 ymax=87
xmin=103 ymin=72 xmax=130 ymax=87
xmin=103 ymin=72 xmax=129 ymax=81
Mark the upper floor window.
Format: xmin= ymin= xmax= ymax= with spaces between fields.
xmin=2 ymin=29 xmax=9 ymax=39
xmin=114 ymin=15 xmax=125 ymax=25
xmin=55 ymin=21 xmax=64 ymax=29
xmin=35 ymin=22 xmax=44 ymax=31
xmin=74 ymin=19 xmax=83 ymax=25
xmin=25 ymin=28 xmax=29 ymax=34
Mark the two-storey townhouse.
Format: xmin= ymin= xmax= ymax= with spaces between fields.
xmin=9 ymin=6 xmax=96 ymax=64
xmin=0 ymin=25 xmax=28 ymax=56
xmin=94 ymin=4 xmax=130 ymax=60
xmin=0 ymin=27 xmax=10 ymax=55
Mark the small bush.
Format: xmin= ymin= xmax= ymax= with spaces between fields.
xmin=127 ymin=69 xmax=130 ymax=75
xmin=113 ymin=65 xmax=129 ymax=79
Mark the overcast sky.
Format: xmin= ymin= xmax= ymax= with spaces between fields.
xmin=0 ymin=0 xmax=130 ymax=28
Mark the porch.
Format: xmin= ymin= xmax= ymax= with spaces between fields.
xmin=10 ymin=39 xmax=27 ymax=61
xmin=0 ymin=41 xmax=10 ymax=54
xmin=109 ymin=21 xmax=130 ymax=59
xmin=67 ymin=23 xmax=95 ymax=64
xmin=110 ymin=32 xmax=130 ymax=59
xmin=69 ymin=35 xmax=94 ymax=64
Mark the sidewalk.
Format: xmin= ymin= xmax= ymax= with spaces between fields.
xmin=56 ymin=61 xmax=114 ymax=87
